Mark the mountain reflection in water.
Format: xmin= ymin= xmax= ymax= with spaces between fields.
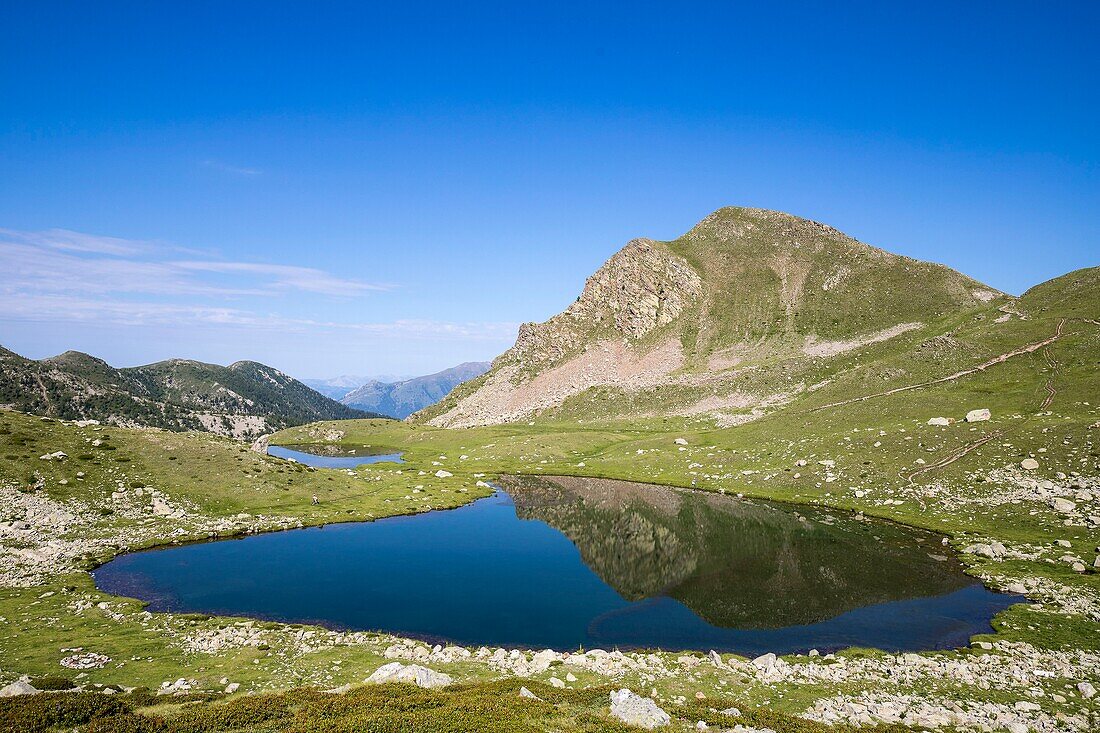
xmin=94 ymin=474 xmax=1020 ymax=654
xmin=501 ymin=475 xmax=973 ymax=630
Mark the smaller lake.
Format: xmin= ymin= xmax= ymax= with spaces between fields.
xmin=267 ymin=444 xmax=404 ymax=468
xmin=93 ymin=475 xmax=1021 ymax=655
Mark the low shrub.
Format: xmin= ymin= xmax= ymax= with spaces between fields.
xmin=0 ymin=692 xmax=129 ymax=732
xmin=28 ymin=675 xmax=76 ymax=690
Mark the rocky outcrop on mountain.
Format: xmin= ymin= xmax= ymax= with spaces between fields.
xmin=420 ymin=207 xmax=1004 ymax=428
xmin=0 ymin=346 xmax=374 ymax=439
xmin=510 ymin=238 xmax=703 ymax=371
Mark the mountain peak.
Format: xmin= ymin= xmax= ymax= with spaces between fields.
xmin=419 ymin=209 xmax=1005 ymax=428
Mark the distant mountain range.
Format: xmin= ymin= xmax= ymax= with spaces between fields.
xmin=300 ymin=375 xmax=410 ymax=400
xmin=0 ymin=347 xmax=377 ymax=439
xmin=340 ymin=362 xmax=491 ymax=419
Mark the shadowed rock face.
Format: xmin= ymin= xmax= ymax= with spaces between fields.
xmin=499 ymin=475 xmax=972 ymax=629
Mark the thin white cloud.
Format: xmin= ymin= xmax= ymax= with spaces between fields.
xmin=0 ymin=227 xmax=153 ymax=256
xmin=0 ymin=293 xmax=517 ymax=342
xmin=0 ymin=228 xmax=387 ymax=299
xmin=173 ymin=261 xmax=389 ymax=296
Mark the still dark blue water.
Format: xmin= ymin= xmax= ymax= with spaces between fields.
xmin=93 ymin=475 xmax=1021 ymax=655
xmin=267 ymin=444 xmax=403 ymax=468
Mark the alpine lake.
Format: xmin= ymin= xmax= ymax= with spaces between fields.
xmin=93 ymin=444 xmax=1021 ymax=656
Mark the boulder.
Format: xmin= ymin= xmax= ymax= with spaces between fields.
xmin=927 ymin=417 xmax=952 ymax=426
xmin=1020 ymin=458 xmax=1039 ymax=470
xmin=965 ymin=408 xmax=991 ymax=423
xmin=1051 ymin=497 xmax=1077 ymax=513
xmin=0 ymin=680 xmax=39 ymax=697
xmin=519 ymin=686 xmax=541 ymax=699
xmin=609 ymin=688 xmax=671 ymax=729
xmin=366 ymin=662 xmax=452 ymax=689
xmin=674 ymin=438 xmax=689 ymax=445
xmin=962 ymin=543 xmax=1004 ymax=559
xmin=434 ymin=470 xmax=453 ymax=478
xmin=751 ymin=652 xmax=777 ymax=670
xmin=1078 ymin=681 xmax=1096 ymax=699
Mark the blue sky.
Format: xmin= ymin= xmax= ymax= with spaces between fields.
xmin=1 ymin=2 xmax=1097 ymax=378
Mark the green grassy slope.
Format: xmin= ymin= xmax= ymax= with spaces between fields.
xmin=0 ymin=265 xmax=1096 ymax=731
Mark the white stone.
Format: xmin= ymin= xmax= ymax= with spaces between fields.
xmin=1020 ymin=458 xmax=1039 ymax=470
xmin=1051 ymin=497 xmax=1077 ymax=513
xmin=0 ymin=680 xmax=38 ymax=697
xmin=366 ymin=662 xmax=452 ymax=689
xmin=751 ymin=652 xmax=777 ymax=670
xmin=609 ymin=688 xmax=670 ymax=729
xmin=965 ymin=408 xmax=991 ymax=422
xmin=434 ymin=470 xmax=453 ymax=478
xmin=927 ymin=417 xmax=951 ymax=426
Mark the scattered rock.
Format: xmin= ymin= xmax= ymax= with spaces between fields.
xmin=674 ymin=438 xmax=689 ymax=445
xmin=965 ymin=408 xmax=991 ymax=423
xmin=60 ymin=652 xmax=110 ymax=670
xmin=1020 ymin=458 xmax=1039 ymax=471
xmin=1051 ymin=497 xmax=1077 ymax=513
xmin=434 ymin=470 xmax=453 ymax=478
xmin=927 ymin=417 xmax=952 ymax=426
xmin=609 ymin=688 xmax=671 ymax=729
xmin=962 ymin=542 xmax=1006 ymax=559
xmin=751 ymin=652 xmax=777 ymax=670
xmin=519 ymin=686 xmax=541 ymax=699
xmin=365 ymin=662 xmax=452 ymax=689
xmin=1078 ymin=681 xmax=1096 ymax=699
xmin=0 ymin=680 xmax=39 ymax=697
